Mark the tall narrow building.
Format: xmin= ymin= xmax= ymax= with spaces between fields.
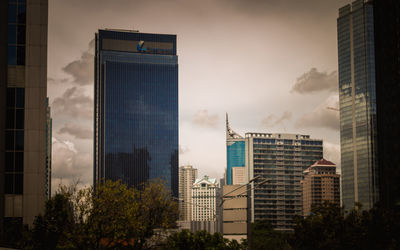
xmin=192 ymin=175 xmax=218 ymax=221
xmin=337 ymin=0 xmax=378 ymax=210
xmin=94 ymin=29 xmax=179 ymax=196
xmin=226 ymin=114 xmax=245 ymax=185
xmin=0 ymin=0 xmax=48 ymax=239
xmin=178 ymin=165 xmax=197 ymax=221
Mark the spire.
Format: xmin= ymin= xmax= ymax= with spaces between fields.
xmin=226 ymin=112 xmax=243 ymax=140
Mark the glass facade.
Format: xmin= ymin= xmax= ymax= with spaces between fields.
xmin=94 ymin=30 xmax=178 ymax=197
xmin=7 ymin=0 xmax=26 ymax=66
xmin=226 ymin=140 xmax=245 ymax=185
xmin=338 ymin=0 xmax=378 ymax=210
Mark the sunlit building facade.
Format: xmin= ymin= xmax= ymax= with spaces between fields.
xmin=179 ymin=165 xmax=197 ymax=221
xmin=337 ymin=0 xmax=378 ymax=210
xmin=94 ymin=29 xmax=179 ymax=196
xmin=192 ymin=176 xmax=218 ymax=221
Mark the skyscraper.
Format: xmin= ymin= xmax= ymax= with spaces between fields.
xmin=0 ymin=0 xmax=48 ymax=239
xmin=226 ymin=114 xmax=245 ymax=185
xmin=373 ymin=0 xmax=400 ymax=208
xmin=245 ymin=133 xmax=323 ymax=230
xmin=179 ymin=165 xmax=197 ymax=221
xmin=337 ymin=0 xmax=378 ymax=210
xmin=94 ymin=29 xmax=179 ymax=197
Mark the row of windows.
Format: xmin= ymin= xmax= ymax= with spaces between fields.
xmin=8 ymin=0 xmax=26 ymax=66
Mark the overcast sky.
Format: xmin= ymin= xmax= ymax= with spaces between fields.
xmin=48 ymin=0 xmax=350 ymax=191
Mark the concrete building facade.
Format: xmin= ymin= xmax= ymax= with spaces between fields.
xmin=192 ymin=175 xmax=218 ymax=222
xmin=178 ymin=165 xmax=197 ymax=221
xmin=301 ymin=159 xmax=340 ymax=216
xmin=245 ymin=132 xmax=323 ymax=230
xmin=1 ymin=0 xmax=48 ymax=239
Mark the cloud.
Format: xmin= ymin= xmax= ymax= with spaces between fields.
xmin=179 ymin=145 xmax=190 ymax=155
xmin=295 ymin=95 xmax=339 ymax=130
xmin=261 ymin=111 xmax=292 ymax=128
xmin=192 ymin=110 xmax=219 ymax=128
xmin=58 ymin=123 xmax=93 ymax=140
xmin=52 ymin=87 xmax=93 ymax=119
xmin=47 ymin=77 xmax=69 ymax=85
xmin=62 ymin=39 xmax=94 ymax=85
xmin=51 ymin=138 xmax=92 ymax=192
xmin=324 ymin=141 xmax=341 ymax=172
xmin=291 ymin=68 xmax=337 ymax=94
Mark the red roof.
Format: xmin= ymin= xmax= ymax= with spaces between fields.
xmin=313 ymin=158 xmax=335 ymax=166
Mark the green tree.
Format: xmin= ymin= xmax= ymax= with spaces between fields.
xmin=251 ymin=220 xmax=291 ymax=250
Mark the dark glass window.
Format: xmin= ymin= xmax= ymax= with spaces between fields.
xmin=7 ymin=88 xmax=15 ymax=107
xmin=7 ymin=46 xmax=17 ymax=65
xmin=17 ymin=4 xmax=26 ymax=23
xmin=16 ymin=88 xmax=24 ymax=108
xmin=6 ymin=109 xmax=15 ymax=129
xmin=8 ymin=24 xmax=16 ymax=44
xmin=17 ymin=25 xmax=25 ymax=44
xmin=15 ymin=109 xmax=24 ymax=129
xmin=6 ymin=131 xmax=14 ymax=150
xmin=5 ymin=174 xmax=13 ymax=194
xmin=15 ymin=131 xmax=24 ymax=150
xmin=5 ymin=152 xmax=14 ymax=172
xmin=16 ymin=46 xmax=25 ymax=65
xmin=15 ymin=152 xmax=23 ymax=172
xmin=8 ymin=3 xmax=17 ymax=23
xmin=14 ymin=174 xmax=23 ymax=194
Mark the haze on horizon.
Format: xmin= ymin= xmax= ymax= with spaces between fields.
xmin=48 ymin=0 xmax=349 ymax=191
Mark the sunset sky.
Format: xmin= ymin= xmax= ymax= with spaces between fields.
xmin=47 ymin=0 xmax=349 ymax=190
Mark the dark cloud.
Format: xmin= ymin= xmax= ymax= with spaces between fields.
xmin=261 ymin=111 xmax=292 ymax=128
xmin=51 ymin=138 xmax=92 ymax=191
xmin=58 ymin=123 xmax=92 ymax=140
xmin=52 ymin=87 xmax=93 ymax=119
xmin=295 ymin=95 xmax=339 ymax=130
xmin=192 ymin=110 xmax=219 ymax=128
xmin=291 ymin=68 xmax=338 ymax=94
xmin=62 ymin=39 xmax=94 ymax=85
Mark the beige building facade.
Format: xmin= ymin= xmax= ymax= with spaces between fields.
xmin=1 ymin=0 xmax=48 ymax=238
xmin=301 ymin=159 xmax=340 ymax=216
xmin=178 ymin=165 xmax=197 ymax=221
xmin=222 ymin=185 xmax=248 ymax=241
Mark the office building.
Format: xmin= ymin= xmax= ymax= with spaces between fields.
xmin=373 ymin=0 xmax=400 ymax=208
xmin=0 ymin=0 xmax=48 ymax=239
xmin=94 ymin=29 xmax=179 ymax=196
xmin=178 ymin=165 xmax=197 ymax=221
xmin=338 ymin=0 xmax=380 ymax=210
xmin=222 ymin=184 xmax=249 ymax=241
xmin=245 ymin=132 xmax=323 ymax=230
xmin=192 ymin=175 xmax=218 ymax=221
xmin=301 ymin=159 xmax=340 ymax=216
xmin=46 ymin=97 xmax=51 ymax=199
xmin=226 ymin=114 xmax=245 ymax=185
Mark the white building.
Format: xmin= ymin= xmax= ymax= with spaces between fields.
xmin=178 ymin=165 xmax=198 ymax=221
xmin=192 ymin=176 xmax=218 ymax=221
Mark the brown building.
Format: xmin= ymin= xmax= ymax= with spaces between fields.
xmin=301 ymin=159 xmax=340 ymax=216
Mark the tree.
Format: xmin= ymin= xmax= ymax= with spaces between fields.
xmin=21 ymin=179 xmax=179 ymax=249
xmin=164 ymin=230 xmax=247 ymax=250
xmin=251 ymin=220 xmax=291 ymax=250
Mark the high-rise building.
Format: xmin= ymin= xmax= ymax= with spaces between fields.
xmin=45 ymin=97 xmax=51 ymax=199
xmin=178 ymin=165 xmax=197 ymax=221
xmin=245 ymin=132 xmax=323 ymax=230
xmin=373 ymin=0 xmax=400 ymax=208
xmin=192 ymin=175 xmax=218 ymax=221
xmin=301 ymin=159 xmax=340 ymax=216
xmin=94 ymin=29 xmax=179 ymax=196
xmin=337 ymin=0 xmax=379 ymax=210
xmin=226 ymin=114 xmax=245 ymax=185
xmin=0 ymin=0 xmax=48 ymax=238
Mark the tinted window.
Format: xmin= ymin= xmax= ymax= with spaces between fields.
xmin=15 ymin=152 xmax=23 ymax=172
xmin=5 ymin=152 xmax=14 ymax=172
xmin=15 ymin=131 xmax=23 ymax=150
xmin=8 ymin=4 xmax=17 ymax=23
xmin=6 ymin=109 xmax=15 ymax=129
xmin=5 ymin=174 xmax=14 ymax=194
xmin=15 ymin=174 xmax=23 ymax=194
xmin=16 ymin=88 xmax=24 ymax=108
xmin=17 ymin=25 xmax=25 ymax=45
xmin=7 ymin=46 xmax=16 ymax=65
xmin=8 ymin=24 xmax=16 ymax=44
xmin=15 ymin=109 xmax=24 ymax=129
xmin=6 ymin=131 xmax=14 ymax=150
xmin=7 ymin=88 xmax=15 ymax=107
xmin=16 ymin=46 xmax=25 ymax=65
xmin=17 ymin=4 xmax=26 ymax=23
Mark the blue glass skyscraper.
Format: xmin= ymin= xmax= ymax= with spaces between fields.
xmin=94 ymin=29 xmax=178 ymax=197
xmin=226 ymin=114 xmax=245 ymax=185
